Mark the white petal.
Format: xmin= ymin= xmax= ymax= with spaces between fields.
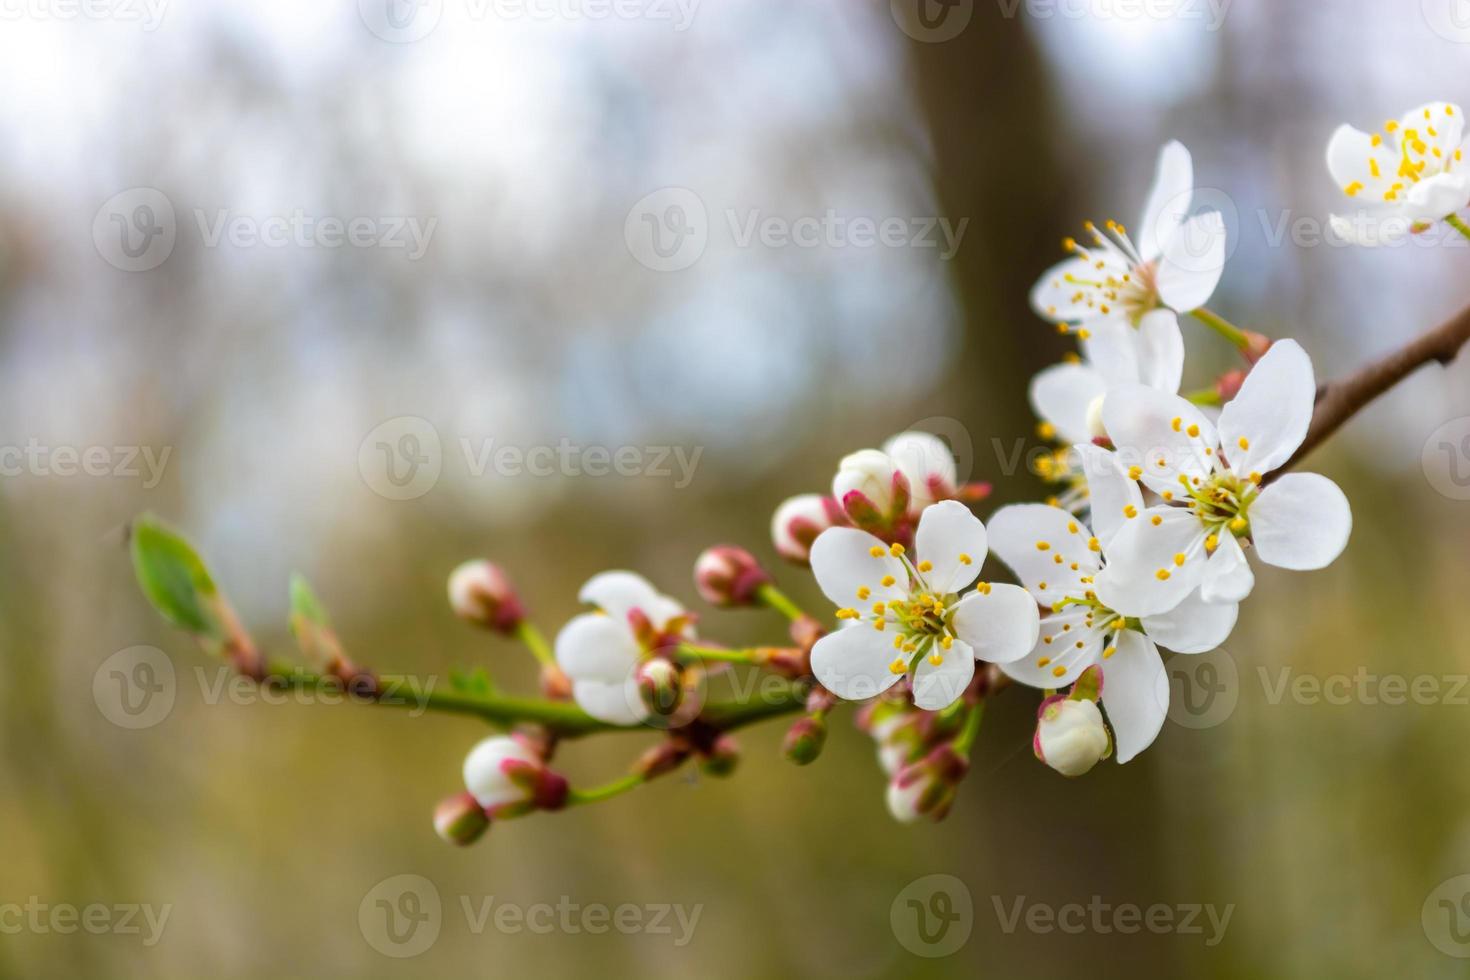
xmin=1138 ymin=140 xmax=1194 ymax=260
xmin=1326 ymin=124 xmax=1399 ymax=199
xmin=1030 ymin=363 xmax=1108 ymax=446
xmin=1329 ymin=210 xmax=1413 ymax=248
xmin=554 ymin=612 xmax=642 ymax=683
xmin=1155 ymin=210 xmax=1226 ymax=312
xmin=809 ymin=527 xmax=908 ymax=609
xmin=911 ymin=638 xmax=976 ymax=710
xmin=810 ymin=625 xmax=906 ymax=702
xmin=1405 ymin=171 xmax=1470 ymax=222
xmin=1094 ymin=506 xmax=1209 ymax=617
xmin=1101 ymin=384 xmax=1217 ymax=496
xmin=1141 ymin=588 xmax=1238 ymax=654
xmin=1134 ymin=309 xmax=1185 ymax=394
xmin=986 ymin=503 xmax=1097 ymax=602
xmin=1218 ymin=339 xmax=1316 ymax=477
xmin=1099 ymin=631 xmax=1169 ymax=764
xmin=1030 ymin=256 xmax=1103 ymax=322
xmin=1074 ymin=444 xmax=1144 ymax=550
xmin=1000 ymin=609 xmax=1103 ymax=689
xmin=832 ymin=449 xmax=900 ymax=515
xmin=914 ymin=500 xmax=987 ymax=594
xmin=1082 ymin=319 xmax=1142 ymax=387
xmin=1397 ymin=102 xmax=1465 ymax=153
xmin=463 ymin=736 xmax=539 ymax=808
xmin=1200 ymin=532 xmax=1255 ymax=603
xmin=883 ymin=431 xmax=957 ymax=510
xmin=579 ymin=571 xmax=665 ymax=622
xmin=951 ymin=585 xmax=1040 ymax=665
xmin=572 ymin=678 xmax=649 ymax=726
xmin=1250 ymin=473 xmax=1353 ymax=570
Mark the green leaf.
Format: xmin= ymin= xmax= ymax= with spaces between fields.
xmin=130 ymin=514 xmax=223 ymax=638
xmin=289 ymin=573 xmax=332 ymax=630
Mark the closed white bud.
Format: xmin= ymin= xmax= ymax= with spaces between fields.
xmin=770 ymin=494 xmax=840 ymax=562
xmin=832 ymin=449 xmax=899 ymax=514
xmin=1035 ymin=699 xmax=1111 ymax=778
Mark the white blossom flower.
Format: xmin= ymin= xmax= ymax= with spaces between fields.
xmin=462 ymin=735 xmax=541 ymax=811
xmin=1327 ymin=101 xmax=1470 ymax=247
xmin=881 ymin=431 xmax=959 ymax=514
xmin=987 ymin=448 xmax=1238 ymax=761
xmin=808 ymin=501 xmax=1039 ymax=711
xmin=1094 ymin=340 xmax=1353 ymax=617
xmin=1031 ymin=141 xmax=1226 ymax=374
xmin=554 ymin=571 xmax=693 ymax=725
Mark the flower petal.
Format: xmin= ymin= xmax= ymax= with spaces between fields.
xmin=572 ymin=678 xmax=648 ymax=726
xmin=1030 ymin=256 xmax=1103 ymax=323
xmin=1141 ymin=588 xmax=1238 ymax=654
xmin=1074 ymin=444 xmax=1144 ymax=551
xmin=1030 ymin=363 xmax=1108 ymax=446
xmin=1218 ymin=339 xmax=1315 ymax=477
xmin=810 ymin=624 xmax=906 ymax=702
xmin=1249 ymin=473 xmax=1352 ymax=570
xmin=1326 ymin=124 xmax=1399 ymax=201
xmin=1405 ymin=171 xmax=1470 ymax=222
xmin=986 ymin=503 xmax=1097 ymax=602
xmin=1100 ymin=631 xmax=1169 ymax=764
xmin=883 ymin=431 xmax=957 ymax=510
xmin=1000 ymin=609 xmax=1102 ymax=689
xmin=579 ymin=571 xmax=666 ymax=621
xmin=1101 ymin=384 xmax=1217 ymax=497
xmin=809 ymin=527 xmax=908 ymax=609
xmin=1082 ymin=319 xmax=1142 ymax=387
xmin=554 ymin=612 xmax=641 ymax=683
xmin=1155 ymin=210 xmax=1226 ymax=312
xmin=951 ymin=584 xmax=1040 ymax=664
xmin=1200 ymin=532 xmax=1255 ymax=603
xmin=911 ymin=638 xmax=976 ymax=710
xmin=1134 ymin=309 xmax=1185 ymax=394
xmin=463 ymin=736 xmax=540 ymax=808
xmin=914 ymin=500 xmax=987 ymax=594
xmin=1094 ymin=505 xmax=1209 ymax=617
xmin=1329 ymin=210 xmax=1413 ymax=248
xmin=1138 ymin=140 xmax=1193 ymax=260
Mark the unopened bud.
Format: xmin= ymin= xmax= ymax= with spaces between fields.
xmin=783 ymin=716 xmax=827 ymax=766
xmin=833 ymin=449 xmax=908 ymax=524
xmin=1034 ymin=696 xmax=1111 ymax=778
xmin=463 ymin=735 xmax=546 ymax=815
xmin=770 ymin=494 xmax=843 ymax=563
xmin=693 ymin=545 xmax=772 ymax=608
xmin=637 ymin=659 xmax=683 ymax=716
xmin=540 ymin=662 xmax=573 ymax=700
xmin=447 ymin=560 xmax=525 ymax=635
xmin=1242 ymin=330 xmax=1273 ymax=363
xmin=887 ymin=744 xmax=969 ymax=823
xmin=699 ymin=734 xmax=740 ymax=778
xmin=434 ymin=790 xmax=490 ymax=846
xmin=634 ymin=740 xmax=690 ymax=780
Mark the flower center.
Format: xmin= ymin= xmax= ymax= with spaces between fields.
xmin=1170 ymin=471 xmax=1259 ymax=554
xmin=1055 ymin=220 xmax=1161 ymax=329
xmin=834 ymin=543 xmax=972 ymax=676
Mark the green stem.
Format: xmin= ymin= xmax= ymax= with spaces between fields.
xmin=755 ymin=583 xmax=806 ymax=623
xmin=952 ymin=700 xmax=986 ymax=756
xmin=515 ymin=622 xmax=555 ymax=667
xmin=678 ymin=643 xmax=764 ymax=665
xmin=1183 ymin=387 xmax=1222 ymax=407
xmin=1447 ymin=213 xmax=1470 ymax=243
xmin=566 ymin=773 xmax=644 ymax=807
xmin=1189 ymin=307 xmax=1252 ymax=351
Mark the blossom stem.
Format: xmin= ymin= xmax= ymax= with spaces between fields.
xmin=952 ymin=700 xmax=986 ymax=756
xmin=755 ymin=583 xmax=806 ymax=622
xmin=566 ymin=773 xmax=645 ymax=808
xmin=514 ymin=622 xmax=555 ymax=667
xmin=1447 ymin=214 xmax=1470 ymax=242
xmin=678 ymin=644 xmax=764 ymax=665
xmin=1189 ymin=307 xmax=1252 ymax=351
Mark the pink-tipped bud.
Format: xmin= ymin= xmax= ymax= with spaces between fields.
xmin=887 ymin=744 xmax=969 ymax=823
xmin=699 ymin=734 xmax=740 ymax=778
xmin=447 ymin=560 xmax=525 ymax=635
xmin=783 ymin=716 xmax=827 ymax=766
xmin=540 ymin=662 xmax=573 ymax=700
xmin=637 ymin=659 xmax=683 ymax=717
xmin=434 ymin=790 xmax=490 ymax=846
xmin=693 ymin=545 xmax=772 ymax=608
xmin=634 ymin=740 xmax=691 ymax=780
xmin=1216 ymin=368 xmax=1247 ymax=403
xmin=1242 ymin=330 xmax=1273 ymax=364
xmin=770 ymin=494 xmax=843 ymax=563
xmin=1034 ymin=696 xmax=1111 ymax=778
xmin=833 ymin=449 xmax=903 ymax=519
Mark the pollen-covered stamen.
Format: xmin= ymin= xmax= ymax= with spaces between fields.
xmin=1056 ymin=219 xmax=1162 ymax=325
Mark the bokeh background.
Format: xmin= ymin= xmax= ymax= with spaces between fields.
xmin=4 ymin=0 xmax=1470 ymax=976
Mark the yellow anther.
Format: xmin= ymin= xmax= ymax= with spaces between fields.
xmin=872 ymin=602 xmax=886 ymax=615
xmin=1344 ymin=181 xmax=1363 ymax=197
xmin=1039 ymin=581 xmax=1048 ymax=591
xmin=856 ymin=586 xmax=871 ymax=600
xmin=1053 ymin=554 xmax=1063 ymax=565
xmin=1173 ymin=553 xmax=1186 ymax=567
xmin=1079 ymin=328 xmax=1094 ymax=338
xmin=1205 ymin=534 xmax=1219 ymax=552
xmin=1043 ymin=636 xmax=1054 ymax=645
xmin=1156 ymin=569 xmax=1172 ymax=581
xmin=1171 ymin=416 xmax=1182 ymax=432
xmin=940 ymin=635 xmax=953 ymax=650
xmin=1057 ymin=323 xmax=1071 ymax=335
xmin=880 ymin=575 xmax=896 ymax=588
xmin=1229 ymin=517 xmax=1248 ymax=533
xmin=873 ymin=619 xmax=886 ymax=632
xmin=888 ymin=658 xmax=907 ymax=675
xmin=1074 ymin=641 xmax=1085 ymax=649
xmin=869 ymin=545 xmax=884 ymax=558
xmin=889 ymin=543 xmax=905 ymax=557
xmin=835 ymin=608 xmax=858 ymax=619
xmin=1037 ymin=656 xmax=1051 ymax=667
xmin=1068 ymin=521 xmax=1079 ymax=534
xmin=1123 ymin=505 xmax=1138 ymax=519
xmin=917 ymin=560 xmax=933 ymax=573
xmin=1371 ymin=133 xmax=1383 ymax=147
xmin=1061 ymin=623 xmax=1071 ymax=632
xmin=1238 ymin=436 xmax=1250 ymax=451
xmin=1128 ymin=465 xmax=1143 ymax=480
xmin=1151 ymin=515 xmax=1163 ymax=526
xmin=1102 ymin=646 xmax=1117 ymax=659
xmin=1036 ymin=541 xmax=1051 ymax=551
xmin=1052 ymin=665 xmax=1067 ymax=678
xmin=1249 ymin=472 xmax=1263 ymax=485
xmin=1386 ymin=120 xmax=1399 ymax=132
xmin=1162 ymin=490 xmax=1174 ymax=501
xmin=1087 ymin=536 xmax=1101 ymax=552
xmin=1186 ymin=423 xmax=1200 ymax=438
xmin=958 ymin=553 xmax=972 ymax=565
xmin=1037 ymin=422 xmax=1056 ymax=440
xmin=927 ymin=652 xmax=944 ymax=667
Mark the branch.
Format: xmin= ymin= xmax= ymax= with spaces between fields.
xmin=1284 ymin=301 xmax=1470 ymax=471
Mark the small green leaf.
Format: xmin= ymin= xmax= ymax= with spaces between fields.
xmin=130 ymin=514 xmax=222 ymax=638
xmin=289 ymin=573 xmax=332 ymax=630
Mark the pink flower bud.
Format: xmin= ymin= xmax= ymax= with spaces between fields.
xmin=699 ymin=734 xmax=740 ymax=778
xmin=833 ymin=449 xmax=903 ymax=517
xmin=693 ymin=545 xmax=772 ymax=608
xmin=887 ymin=744 xmax=969 ymax=823
xmin=634 ymin=740 xmax=691 ymax=779
xmin=447 ymin=560 xmax=525 ymax=635
xmin=770 ymin=494 xmax=844 ymax=563
xmin=636 ymin=658 xmax=683 ymax=717
xmin=783 ymin=716 xmax=827 ymax=766
xmin=434 ymin=790 xmax=490 ymax=846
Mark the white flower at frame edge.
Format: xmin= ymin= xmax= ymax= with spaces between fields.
xmin=1030 ymin=141 xmax=1227 ymax=381
xmin=1094 ymin=339 xmax=1353 ymax=618
xmin=808 ymin=501 xmax=1039 ymax=711
xmin=1327 ymin=101 xmax=1470 ymax=247
xmin=553 ymin=571 xmax=692 ymax=726
xmin=987 ymin=446 xmax=1238 ymax=763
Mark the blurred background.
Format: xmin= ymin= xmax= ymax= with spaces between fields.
xmin=3 ymin=0 xmax=1470 ymax=976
